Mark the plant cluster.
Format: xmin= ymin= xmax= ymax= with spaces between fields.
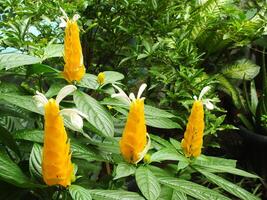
xmin=0 ymin=0 xmax=266 ymax=199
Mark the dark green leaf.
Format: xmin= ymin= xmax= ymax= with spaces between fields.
xmin=74 ymin=91 xmax=114 ymax=137
xmin=135 ymin=166 xmax=161 ymax=200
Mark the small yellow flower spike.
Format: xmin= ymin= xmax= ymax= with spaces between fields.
xmin=43 ymin=99 xmax=73 ymax=187
xmin=181 ymin=86 xmax=213 ymax=158
xmin=112 ymin=84 xmax=150 ymax=164
xmin=61 ymin=10 xmax=85 ymax=83
xmin=97 ymin=72 xmax=105 ymax=85
xmin=33 ymin=85 xmax=86 ymax=187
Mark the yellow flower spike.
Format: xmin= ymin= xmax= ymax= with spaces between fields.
xmin=181 ymin=86 xmax=214 ymax=158
xmin=112 ymin=84 xmax=150 ymax=164
xmin=60 ymin=9 xmax=85 ymax=83
xmin=97 ymin=72 xmax=105 ymax=85
xmin=43 ymin=99 xmax=73 ymax=187
xmin=33 ymin=85 xmax=86 ymax=187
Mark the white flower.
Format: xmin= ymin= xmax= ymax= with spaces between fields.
xmin=194 ymin=86 xmax=214 ymax=110
xmin=111 ymin=83 xmax=147 ymax=105
xmin=33 ymin=85 xmax=87 ymax=130
xmin=59 ymin=7 xmax=80 ymax=28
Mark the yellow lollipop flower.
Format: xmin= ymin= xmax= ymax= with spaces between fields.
xmin=60 ymin=8 xmax=85 ymax=83
xmin=112 ymin=84 xmax=150 ymax=164
xmin=33 ymin=85 xmax=86 ymax=187
xmin=181 ymin=86 xmax=214 ymax=158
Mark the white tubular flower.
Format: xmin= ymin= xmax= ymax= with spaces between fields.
xmin=33 ymin=85 xmax=86 ymax=129
xmin=59 ymin=7 xmax=80 ymax=28
xmin=56 ymin=85 xmax=77 ymax=104
xmin=60 ymin=108 xmax=88 ymax=130
xmin=194 ymin=86 xmax=214 ymax=110
xmin=111 ymin=83 xmax=147 ymax=105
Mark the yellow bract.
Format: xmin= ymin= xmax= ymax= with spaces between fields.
xmin=120 ymin=99 xmax=147 ymax=163
xmin=63 ymin=19 xmax=85 ymax=83
xmin=181 ymin=100 xmax=204 ymax=158
xmin=42 ymin=99 xmax=73 ymax=187
xmin=97 ymin=72 xmax=105 ymax=85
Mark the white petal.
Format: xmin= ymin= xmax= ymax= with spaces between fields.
xmin=73 ymin=14 xmax=80 ymax=21
xmin=33 ymin=91 xmax=48 ymax=107
xmin=59 ymin=7 xmax=69 ymax=21
xmin=129 ymin=93 xmax=136 ymax=101
xmin=56 ymin=85 xmax=77 ymax=104
xmin=59 ymin=17 xmax=67 ymax=28
xmin=193 ymin=95 xmax=198 ymax=101
xmin=135 ymin=133 xmax=151 ymax=164
xmin=137 ymin=83 xmax=147 ymax=99
xmin=60 ymin=108 xmax=86 ymax=130
xmin=198 ymin=86 xmax=211 ymax=100
xmin=203 ymin=100 xmax=214 ymax=110
xmin=70 ymin=114 xmax=83 ymax=130
xmin=112 ymin=84 xmax=131 ymax=104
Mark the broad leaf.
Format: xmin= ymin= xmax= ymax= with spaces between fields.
xmin=78 ymin=74 xmax=98 ymax=90
xmin=0 ymin=151 xmax=41 ymax=188
xmin=145 ymin=105 xmax=176 ymax=118
xmin=221 ymin=59 xmax=260 ymax=80
xmin=0 ymin=94 xmax=41 ymax=114
xmin=159 ymin=177 xmax=230 ymax=200
xmin=146 ymin=117 xmax=181 ymax=129
xmin=0 ymin=125 xmax=20 ymax=157
xmin=114 ymin=163 xmax=136 ymax=180
xmin=13 ymin=129 xmax=43 ymax=143
xmin=158 ymin=186 xmax=187 ymax=200
xmin=151 ymin=148 xmax=187 ymax=163
xmin=0 ymin=53 xmax=41 ymax=70
xmin=42 ymin=44 xmax=64 ymax=60
xmin=197 ymin=169 xmax=260 ymax=200
xmin=74 ymin=91 xmax=114 ymax=137
xmin=69 ymin=185 xmax=92 ymax=200
xmin=135 ymin=166 xmax=161 ymax=200
xmin=29 ymin=143 xmax=42 ymax=179
xmin=89 ymin=189 xmax=145 ymax=200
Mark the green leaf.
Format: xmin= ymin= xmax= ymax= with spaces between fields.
xmin=78 ymin=74 xmax=98 ymax=90
xmin=146 ymin=117 xmax=181 ymax=129
xmin=13 ymin=129 xmax=43 ymax=143
xmin=135 ymin=166 xmax=161 ymax=200
xmin=88 ymin=189 xmax=145 ymax=200
xmin=102 ymin=71 xmax=124 ymax=86
xmin=194 ymin=155 xmax=237 ymax=167
xmin=74 ymin=91 xmax=114 ymax=137
xmin=71 ymin=142 xmax=112 ymax=162
xmin=45 ymin=83 xmax=66 ymax=98
xmin=42 ymin=44 xmax=64 ymax=60
xmin=197 ymin=169 xmax=260 ymax=200
xmin=145 ymin=105 xmax=176 ymax=118
xmin=221 ymin=59 xmax=260 ymax=80
xmin=158 ymin=186 xmax=187 ymax=200
xmin=0 ymin=125 xmax=20 ymax=157
xmin=150 ymin=134 xmax=174 ymax=149
xmin=114 ymin=163 xmax=136 ymax=180
xmin=69 ymin=185 xmax=92 ymax=200
xmin=0 ymin=94 xmax=41 ymax=114
xmin=193 ymin=162 xmax=258 ymax=178
xmin=0 ymin=151 xmax=41 ymax=188
xmin=217 ymin=74 xmax=242 ymax=109
xmin=27 ymin=64 xmax=59 ymax=75
xmin=150 ymin=148 xmax=186 ymax=163
xmin=0 ymin=53 xmax=42 ymax=70
xmin=29 ymin=143 xmax=42 ymax=179
xmin=159 ymin=177 xmax=230 ymax=200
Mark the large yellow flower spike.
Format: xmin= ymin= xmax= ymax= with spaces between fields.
xmin=33 ymin=85 xmax=86 ymax=187
xmin=60 ymin=8 xmax=85 ymax=83
xmin=112 ymin=84 xmax=150 ymax=164
xmin=181 ymin=86 xmax=214 ymax=158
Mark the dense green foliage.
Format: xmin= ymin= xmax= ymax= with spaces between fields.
xmin=0 ymin=0 xmax=266 ymax=199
